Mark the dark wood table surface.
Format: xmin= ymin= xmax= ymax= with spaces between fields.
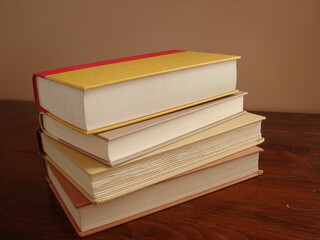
xmin=1 ymin=100 xmax=319 ymax=240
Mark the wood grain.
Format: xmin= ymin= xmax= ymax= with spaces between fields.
xmin=0 ymin=101 xmax=319 ymax=240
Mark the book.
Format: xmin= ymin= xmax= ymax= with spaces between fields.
xmin=46 ymin=146 xmax=263 ymax=237
xmin=33 ymin=50 xmax=240 ymax=134
xmin=39 ymin=112 xmax=265 ymax=204
xmin=40 ymin=91 xmax=247 ymax=166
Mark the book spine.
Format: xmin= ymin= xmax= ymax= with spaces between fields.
xmin=36 ymin=129 xmax=45 ymax=154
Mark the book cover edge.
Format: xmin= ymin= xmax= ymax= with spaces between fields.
xmin=34 ymin=50 xmax=240 ymax=91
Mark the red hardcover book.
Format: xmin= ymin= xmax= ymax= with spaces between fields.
xmin=33 ymin=50 xmax=240 ymax=134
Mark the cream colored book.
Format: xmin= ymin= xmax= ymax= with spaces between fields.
xmin=33 ymin=50 xmax=240 ymax=134
xmin=40 ymin=112 xmax=265 ymax=204
xmin=46 ymin=146 xmax=263 ymax=237
xmin=40 ymin=92 xmax=246 ymax=166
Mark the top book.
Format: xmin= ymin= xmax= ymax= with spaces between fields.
xmin=33 ymin=50 xmax=240 ymax=135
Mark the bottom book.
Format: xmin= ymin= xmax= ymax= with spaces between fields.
xmin=46 ymin=146 xmax=263 ymax=237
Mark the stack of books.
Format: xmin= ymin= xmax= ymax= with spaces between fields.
xmin=33 ymin=50 xmax=265 ymax=236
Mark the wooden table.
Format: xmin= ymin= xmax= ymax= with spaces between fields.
xmin=1 ymin=100 xmax=319 ymax=240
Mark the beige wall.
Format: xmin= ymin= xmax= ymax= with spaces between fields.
xmin=1 ymin=0 xmax=319 ymax=113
